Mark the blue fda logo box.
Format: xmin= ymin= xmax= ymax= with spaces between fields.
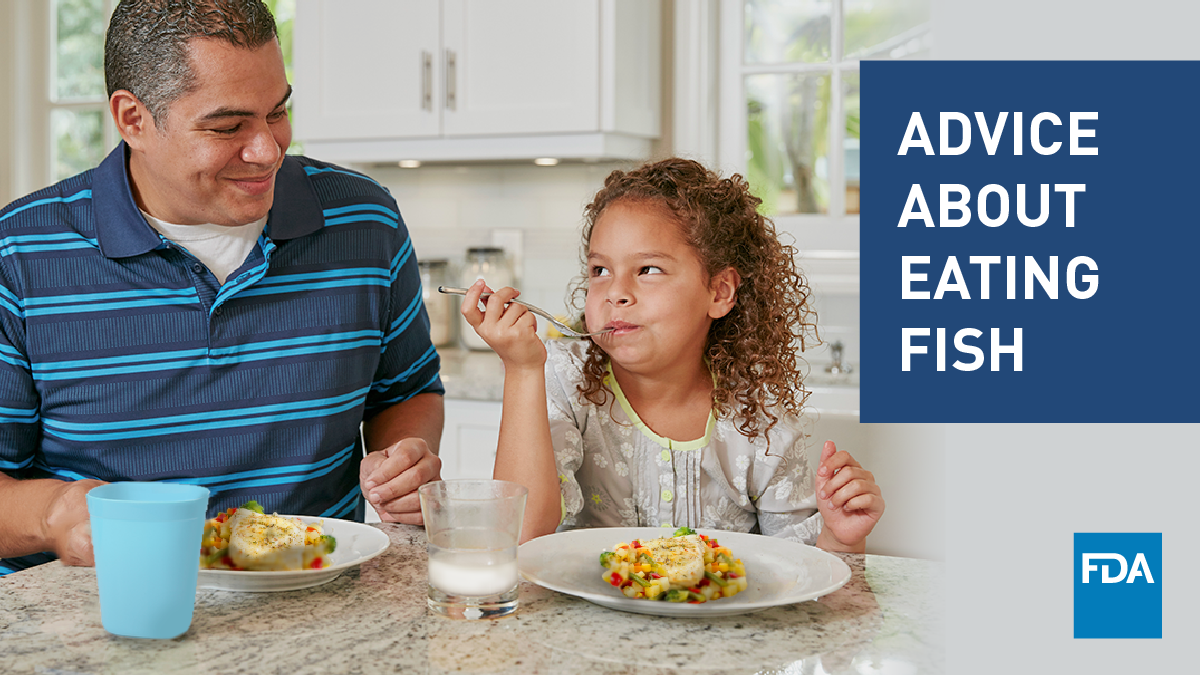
xmin=1074 ymin=533 xmax=1161 ymax=639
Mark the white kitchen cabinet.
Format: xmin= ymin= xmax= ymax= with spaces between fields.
xmin=439 ymin=398 xmax=503 ymax=480
xmin=293 ymin=0 xmax=661 ymax=162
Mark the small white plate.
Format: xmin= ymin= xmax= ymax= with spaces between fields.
xmin=198 ymin=516 xmax=390 ymax=592
xmin=518 ymin=527 xmax=851 ymax=617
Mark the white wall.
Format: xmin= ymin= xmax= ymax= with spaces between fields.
xmin=0 ymin=0 xmax=14 ymax=207
xmin=362 ymin=161 xmax=638 ymax=320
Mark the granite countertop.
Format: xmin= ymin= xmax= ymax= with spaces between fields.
xmin=437 ymin=346 xmax=508 ymax=401
xmin=0 ymin=524 xmax=942 ymax=674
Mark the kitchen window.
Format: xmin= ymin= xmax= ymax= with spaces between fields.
xmin=49 ymin=0 xmax=117 ymax=183
xmin=718 ymin=0 xmax=930 ymax=245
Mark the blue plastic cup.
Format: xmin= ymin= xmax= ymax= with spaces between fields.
xmin=85 ymin=482 xmax=210 ymax=639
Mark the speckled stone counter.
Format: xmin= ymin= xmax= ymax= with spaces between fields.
xmin=0 ymin=525 xmax=943 ymax=674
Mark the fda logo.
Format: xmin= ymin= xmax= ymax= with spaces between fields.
xmin=1081 ymin=553 xmax=1155 ymax=584
xmin=1074 ymin=533 xmax=1161 ymax=639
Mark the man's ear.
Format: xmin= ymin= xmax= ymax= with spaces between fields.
xmin=110 ymin=90 xmax=157 ymax=148
xmin=708 ymin=266 xmax=740 ymax=319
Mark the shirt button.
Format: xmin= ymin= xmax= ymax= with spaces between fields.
xmin=192 ymin=263 xmax=204 ymax=274
xmin=660 ymin=449 xmax=670 ymax=462
xmin=213 ymin=307 xmax=224 ymax=316
xmin=661 ymin=489 xmax=673 ymax=502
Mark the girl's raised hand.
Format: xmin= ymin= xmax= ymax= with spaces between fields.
xmin=459 ymin=279 xmax=546 ymax=370
xmin=814 ymin=440 xmax=885 ymax=553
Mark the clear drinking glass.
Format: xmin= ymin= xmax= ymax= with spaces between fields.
xmin=418 ymin=479 xmax=527 ymax=620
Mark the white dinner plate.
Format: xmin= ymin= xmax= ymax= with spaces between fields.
xmin=198 ymin=516 xmax=390 ymax=592
xmin=518 ymin=527 xmax=852 ymax=617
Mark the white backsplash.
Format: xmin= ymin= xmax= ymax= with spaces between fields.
xmin=358 ymin=161 xmax=859 ymax=374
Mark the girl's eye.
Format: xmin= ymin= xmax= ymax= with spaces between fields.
xmin=640 ymin=266 xmax=664 ymax=275
xmin=590 ymin=265 xmax=610 ymax=277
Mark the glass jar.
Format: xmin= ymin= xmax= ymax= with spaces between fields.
xmin=459 ymin=246 xmax=514 ymax=351
xmin=418 ymin=259 xmax=454 ymax=348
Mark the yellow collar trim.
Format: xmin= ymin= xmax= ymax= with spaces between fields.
xmin=606 ymin=363 xmax=715 ymax=451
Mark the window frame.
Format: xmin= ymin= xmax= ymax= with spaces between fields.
xmin=47 ymin=0 xmax=119 ymax=184
xmin=717 ymin=0 xmax=860 ymax=255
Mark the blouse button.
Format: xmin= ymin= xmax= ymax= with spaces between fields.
xmin=660 ymin=449 xmax=670 ymax=462
xmin=661 ymin=489 xmax=673 ymax=502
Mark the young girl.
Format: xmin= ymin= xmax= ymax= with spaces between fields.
xmin=460 ymin=158 xmax=883 ymax=552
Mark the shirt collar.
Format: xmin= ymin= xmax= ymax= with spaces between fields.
xmin=93 ymin=142 xmax=162 ymax=259
xmin=265 ymin=155 xmax=324 ymax=241
xmin=92 ymin=142 xmax=323 ymax=258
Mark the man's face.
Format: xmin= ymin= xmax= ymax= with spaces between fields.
xmin=127 ymin=38 xmax=292 ymax=226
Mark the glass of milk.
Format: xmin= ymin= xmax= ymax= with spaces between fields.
xmin=418 ymin=479 xmax=527 ymax=619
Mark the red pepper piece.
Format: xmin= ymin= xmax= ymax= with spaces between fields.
xmin=312 ymin=557 xmax=323 ymax=568
xmin=728 ymin=573 xmax=739 ymax=579
xmin=698 ymin=578 xmax=711 ymax=587
xmin=215 ymin=513 xmax=226 ymax=523
xmin=648 ymin=572 xmax=662 ymax=579
xmin=610 ymin=573 xmax=624 ymax=586
xmin=221 ymin=555 xmax=235 ymax=568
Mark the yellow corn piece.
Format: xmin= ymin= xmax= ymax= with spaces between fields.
xmin=718 ymin=562 xmax=729 ymax=572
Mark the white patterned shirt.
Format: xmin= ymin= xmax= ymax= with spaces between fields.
xmin=544 ymin=340 xmax=823 ymax=545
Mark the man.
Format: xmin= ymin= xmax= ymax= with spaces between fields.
xmin=0 ymin=0 xmax=443 ymax=575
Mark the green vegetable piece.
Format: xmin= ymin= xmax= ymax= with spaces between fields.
xmin=631 ymin=573 xmax=651 ymax=588
xmin=240 ymin=500 xmax=265 ymax=514
xmin=705 ymin=571 xmax=729 ymax=587
xmin=687 ymin=591 xmax=706 ymax=602
xmin=599 ymin=551 xmax=614 ymax=567
xmin=665 ymin=589 xmax=689 ymax=603
xmin=672 ymin=526 xmax=697 ymax=537
xmin=718 ymin=552 xmax=733 ymax=566
xmin=206 ymin=547 xmax=229 ymax=566
xmin=321 ymin=534 xmax=337 ymax=554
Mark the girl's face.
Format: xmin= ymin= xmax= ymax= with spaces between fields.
xmin=584 ymin=201 xmax=736 ymax=375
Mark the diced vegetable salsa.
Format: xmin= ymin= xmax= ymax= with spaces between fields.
xmin=599 ymin=528 xmax=748 ymax=603
xmin=199 ymin=501 xmax=336 ymax=571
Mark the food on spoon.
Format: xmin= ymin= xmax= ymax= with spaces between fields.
xmin=599 ymin=527 xmax=748 ymax=602
xmin=199 ymin=501 xmax=336 ymax=571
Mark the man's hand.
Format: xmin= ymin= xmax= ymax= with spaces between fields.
xmin=44 ymin=479 xmax=107 ymax=566
xmin=814 ymin=440 xmax=884 ymax=553
xmin=360 ymin=437 xmax=441 ymax=525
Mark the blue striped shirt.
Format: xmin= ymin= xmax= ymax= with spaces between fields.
xmin=0 ymin=143 xmax=442 ymax=574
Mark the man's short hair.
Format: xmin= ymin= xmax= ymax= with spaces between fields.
xmin=104 ymin=0 xmax=278 ymax=127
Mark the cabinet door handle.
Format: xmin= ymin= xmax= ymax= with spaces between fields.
xmin=421 ymin=50 xmax=432 ymax=111
xmin=445 ymin=49 xmax=457 ymax=111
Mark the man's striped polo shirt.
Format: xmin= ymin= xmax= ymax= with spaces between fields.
xmin=0 ymin=143 xmax=442 ymax=574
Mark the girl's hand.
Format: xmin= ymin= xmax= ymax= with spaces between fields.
xmin=459 ymin=279 xmax=546 ymax=370
xmin=814 ymin=440 xmax=884 ymax=553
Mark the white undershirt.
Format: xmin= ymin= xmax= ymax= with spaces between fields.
xmin=141 ymin=211 xmax=267 ymax=285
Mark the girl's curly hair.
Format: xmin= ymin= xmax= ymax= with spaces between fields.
xmin=568 ymin=157 xmax=819 ymax=441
